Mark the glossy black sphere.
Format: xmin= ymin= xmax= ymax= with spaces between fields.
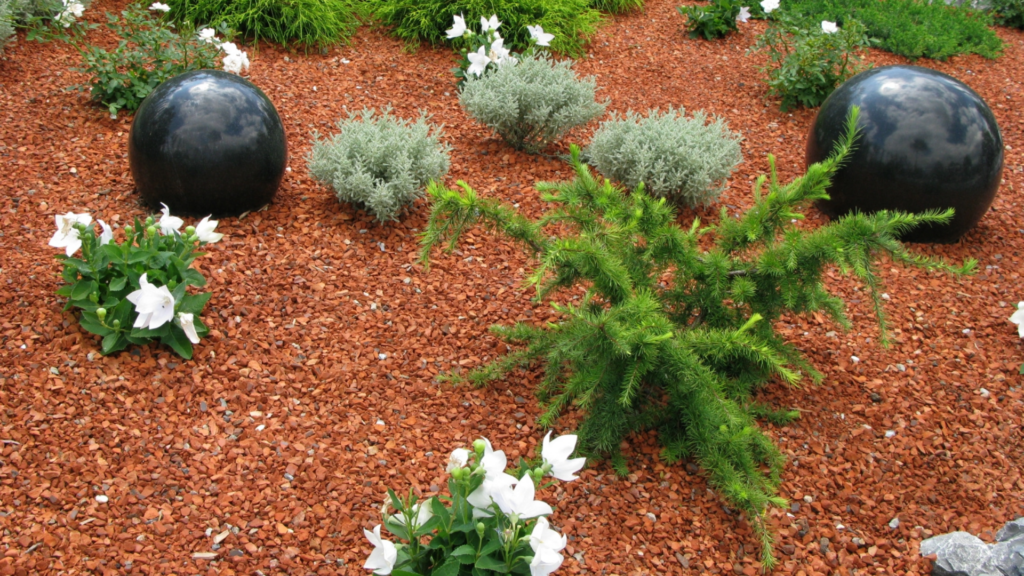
xmin=128 ymin=70 xmax=287 ymax=217
xmin=806 ymin=65 xmax=1003 ymax=243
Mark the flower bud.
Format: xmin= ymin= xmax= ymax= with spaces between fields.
xmin=533 ymin=467 xmax=545 ymax=481
xmin=88 ymin=293 xmax=99 ymax=304
xmin=475 ymin=522 xmax=486 ymax=538
xmin=124 ymin=225 xmax=133 ymax=236
xmin=112 ymin=319 xmax=120 ymax=328
xmin=145 ymin=216 xmax=154 ymax=226
xmin=96 ymin=308 xmax=106 ymax=321
xmin=451 ymin=467 xmax=463 ymax=480
xmin=167 ymin=279 xmax=177 ymax=290
xmin=473 ymin=439 xmax=486 ymax=454
xmin=146 ymin=225 xmax=157 ymax=238
xmin=185 ymin=225 xmax=196 ymax=235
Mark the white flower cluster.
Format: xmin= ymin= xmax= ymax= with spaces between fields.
xmin=126 ymin=272 xmax=202 ymax=342
xmin=56 ymin=0 xmax=85 ymax=28
xmin=1010 ymin=302 xmax=1024 ymax=338
xmin=195 ymin=28 xmax=250 ymax=75
xmin=733 ymin=1 xmax=836 ymax=33
xmin=364 ymin=432 xmax=585 ymax=576
xmin=48 ymin=204 xmax=223 ymax=342
xmin=736 ymin=0 xmax=778 ymax=23
xmin=445 ymin=14 xmax=553 ymax=77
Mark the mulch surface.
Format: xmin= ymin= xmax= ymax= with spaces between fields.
xmin=1 ymin=0 xmax=1023 ymax=574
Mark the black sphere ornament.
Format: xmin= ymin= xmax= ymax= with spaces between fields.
xmin=806 ymin=65 xmax=1003 ymax=243
xmin=128 ymin=70 xmax=287 ymax=217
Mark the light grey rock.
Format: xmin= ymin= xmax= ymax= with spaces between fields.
xmin=988 ymin=540 xmax=1023 ymax=576
xmin=997 ymin=519 xmax=1024 ymax=543
xmin=921 ymin=532 xmax=995 ymax=576
xmin=922 ymin=519 xmax=1024 ymax=576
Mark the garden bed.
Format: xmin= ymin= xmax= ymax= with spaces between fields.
xmin=0 ymin=0 xmax=1023 ymax=573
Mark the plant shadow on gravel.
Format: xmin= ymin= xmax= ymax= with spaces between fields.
xmin=419 ymin=108 xmax=975 ymax=568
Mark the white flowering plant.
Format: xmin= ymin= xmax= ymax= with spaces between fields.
xmin=750 ymin=12 xmax=871 ymax=111
xmin=446 ymin=14 xmax=552 ymax=86
xmin=362 ymin=433 xmax=585 ymax=576
xmin=50 ymin=205 xmax=223 ymax=359
xmin=679 ymin=0 xmax=768 ymax=40
xmin=1010 ymin=302 xmax=1024 ymax=374
xmin=29 ymin=1 xmax=244 ymax=117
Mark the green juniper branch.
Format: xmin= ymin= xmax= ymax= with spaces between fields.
xmin=419 ymin=107 xmax=973 ymax=569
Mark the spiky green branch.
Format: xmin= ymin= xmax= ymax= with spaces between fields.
xmin=419 ymin=107 xmax=974 ymax=569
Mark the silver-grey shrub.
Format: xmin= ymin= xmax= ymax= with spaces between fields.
xmin=459 ymin=53 xmax=607 ymax=154
xmin=584 ymin=108 xmax=742 ymax=206
xmin=0 ymin=0 xmax=16 ymax=53
xmin=307 ymin=108 xmax=451 ymax=222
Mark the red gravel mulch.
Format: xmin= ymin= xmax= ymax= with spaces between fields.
xmin=1 ymin=0 xmax=1023 ymax=574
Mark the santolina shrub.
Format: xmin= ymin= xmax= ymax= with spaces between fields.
xmin=0 ymin=0 xmax=15 ymax=52
xmin=368 ymin=0 xmax=604 ymax=57
xmin=459 ymin=52 xmax=606 ymax=154
xmin=584 ymin=107 xmax=742 ymax=206
xmin=307 ymin=108 xmax=451 ymax=222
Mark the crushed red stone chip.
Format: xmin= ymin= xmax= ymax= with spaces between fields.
xmin=1 ymin=0 xmax=1022 ymax=574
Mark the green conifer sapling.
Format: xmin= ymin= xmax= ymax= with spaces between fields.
xmin=419 ymin=108 xmax=974 ymax=568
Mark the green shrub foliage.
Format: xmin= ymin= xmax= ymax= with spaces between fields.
xmin=459 ymin=53 xmax=606 ymax=154
xmin=590 ymin=0 xmax=642 ymax=13
xmin=778 ymin=0 xmax=1001 ymax=60
xmin=368 ymin=0 xmax=604 ymax=57
xmin=308 ymin=108 xmax=451 ymax=223
xmin=678 ymin=0 xmax=744 ymax=40
xmin=420 ymin=109 xmax=974 ymax=567
xmin=166 ymin=0 xmax=361 ymax=48
xmin=584 ymin=107 xmax=742 ymax=206
xmin=752 ymin=17 xmax=871 ymax=111
xmin=28 ymin=2 xmax=229 ymax=118
xmin=990 ymin=0 xmax=1024 ymax=28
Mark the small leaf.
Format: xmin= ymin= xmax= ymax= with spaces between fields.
xmin=178 ymin=292 xmax=212 ymax=316
xmin=71 ymin=280 xmax=98 ymax=301
xmin=183 ymin=268 xmax=207 ymax=287
xmin=430 ymin=497 xmax=451 ymax=526
xmin=479 ymin=537 xmax=501 ymax=557
xmin=171 ymin=282 xmax=188 ymax=304
xmin=474 ymin=554 xmax=507 ymax=572
xmin=161 ymin=325 xmax=194 ymax=359
xmin=100 ymin=332 xmax=128 ymax=355
xmin=414 ymin=515 xmax=441 ymax=538
xmin=108 ymin=276 xmax=128 ymax=292
xmin=101 ymin=244 xmax=123 ymax=261
xmin=79 ymin=312 xmax=112 ymax=337
xmin=451 ymin=544 xmax=476 ymax=564
xmin=431 ymin=558 xmax=460 ymax=576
